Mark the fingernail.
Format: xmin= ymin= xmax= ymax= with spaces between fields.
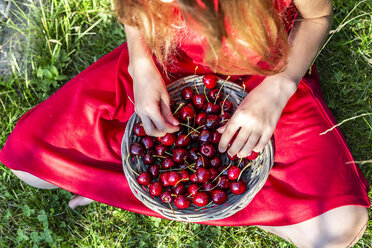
xmin=218 ymin=147 xmax=224 ymax=153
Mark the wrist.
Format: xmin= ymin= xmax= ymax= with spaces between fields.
xmin=261 ymin=75 xmax=298 ymax=107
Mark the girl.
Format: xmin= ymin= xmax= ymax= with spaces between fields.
xmin=1 ymin=0 xmax=369 ymax=247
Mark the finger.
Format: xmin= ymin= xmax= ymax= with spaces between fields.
xmin=218 ymin=121 xmax=239 ymax=153
xmin=253 ymin=131 xmax=272 ymax=153
xmin=160 ymin=98 xmax=179 ymax=126
xmin=141 ymin=116 xmax=163 ymax=137
xmin=217 ymin=124 xmax=227 ymax=134
xmin=227 ymin=128 xmax=251 ymax=156
xmin=149 ymin=105 xmax=179 ymax=135
xmin=237 ymin=131 xmax=261 ymax=158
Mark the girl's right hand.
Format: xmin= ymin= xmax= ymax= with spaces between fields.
xmin=130 ymin=60 xmax=180 ymax=137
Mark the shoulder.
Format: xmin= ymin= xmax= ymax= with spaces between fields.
xmin=293 ymin=0 xmax=332 ymax=18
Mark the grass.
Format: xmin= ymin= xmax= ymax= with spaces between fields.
xmin=0 ymin=0 xmax=371 ymax=247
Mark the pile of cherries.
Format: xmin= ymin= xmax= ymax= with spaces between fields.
xmin=129 ymin=74 xmax=259 ymax=210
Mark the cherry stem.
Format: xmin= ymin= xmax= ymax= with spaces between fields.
xmin=194 ymin=80 xmax=199 ymax=94
xmin=219 ymin=119 xmax=229 ymax=124
xmin=237 ymin=161 xmax=252 ymax=181
xmin=168 ymin=202 xmax=175 ymax=215
xmin=237 ymin=158 xmax=243 ymax=167
xmin=220 ymin=93 xmax=231 ymax=114
xmin=212 ymin=163 xmax=232 ymax=183
xmin=173 ymin=102 xmax=185 ymax=115
xmin=165 ymin=151 xmax=173 ymax=156
xmin=214 ymin=76 xmax=230 ymax=105
xmin=175 ymin=178 xmax=189 ymax=186
xmin=179 ymin=123 xmax=200 ymax=133
xmin=194 ymin=201 xmax=213 ymax=212
xmin=159 ymin=168 xmax=183 ymax=172
xmin=204 ymin=86 xmax=210 ymax=102
xmin=194 ymin=66 xmax=198 ymax=75
xmin=126 ymin=154 xmax=139 ymax=176
xmin=153 ymin=155 xmax=166 ymax=159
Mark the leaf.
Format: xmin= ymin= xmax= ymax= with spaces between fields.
xmin=37 ymin=210 xmax=49 ymax=228
xmin=22 ymin=205 xmax=31 ymax=217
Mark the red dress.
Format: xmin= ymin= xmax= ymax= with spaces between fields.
xmin=0 ymin=1 xmax=369 ymax=226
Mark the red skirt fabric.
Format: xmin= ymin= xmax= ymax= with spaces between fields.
xmin=0 ymin=43 xmax=369 ymax=226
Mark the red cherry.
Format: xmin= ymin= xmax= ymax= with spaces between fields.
xmin=195 ymin=112 xmax=207 ymax=125
xmin=227 ymin=152 xmax=238 ymax=161
xmin=155 ymin=144 xmax=167 ymax=156
xmin=172 ymin=183 xmax=186 ymax=195
xmin=179 ymin=105 xmax=195 ymax=121
xmin=137 ymin=172 xmax=151 ymax=186
xmin=148 ymin=164 xmax=160 ymax=177
xmin=167 ymin=171 xmax=181 ymax=186
xmin=193 ymin=192 xmax=209 ymax=207
xmin=161 ymin=157 xmax=175 ymax=169
xmin=175 ymin=134 xmax=191 ymax=147
xmin=198 ymin=129 xmax=212 ymax=143
xmin=211 ymin=131 xmax=222 ymax=144
xmin=203 ymin=102 xmax=220 ymax=114
xmin=200 ymin=144 xmax=216 ymax=157
xmin=210 ymin=157 xmax=221 ymax=168
xmin=211 ymin=189 xmax=227 ymax=205
xmin=189 ymin=147 xmax=199 ymax=161
xmin=129 ymin=142 xmax=145 ymax=156
xmin=247 ymin=151 xmax=259 ymax=160
xmin=190 ymin=173 xmax=199 ymax=183
xmin=141 ymin=136 xmax=155 ymax=149
xmin=202 ymin=74 xmax=218 ymax=89
xmin=209 ymin=168 xmax=218 ymax=180
xmin=133 ymin=122 xmax=146 ymax=136
xmin=196 ymin=168 xmax=212 ymax=183
xmin=160 ymin=191 xmax=173 ymax=203
xmin=158 ymin=133 xmax=176 ymax=146
xmin=178 ymin=170 xmax=189 ymax=181
xmin=149 ymin=182 xmax=163 ymax=196
xmin=230 ymin=180 xmax=247 ymax=195
xmin=174 ymin=195 xmax=191 ymax=209
xmin=219 ymin=112 xmax=230 ymax=124
xmin=220 ymin=100 xmax=233 ymax=113
xmin=203 ymin=182 xmax=215 ymax=192
xmin=192 ymin=94 xmax=206 ymax=109
xmin=181 ymin=86 xmax=194 ymax=101
xmin=216 ymin=176 xmax=230 ymax=189
xmin=187 ymin=184 xmax=199 ymax=197
xmin=143 ymin=150 xmax=155 ymax=164
xmin=172 ymin=148 xmax=189 ymax=163
xmin=160 ymin=172 xmax=170 ymax=186
xmin=227 ymin=166 xmax=241 ymax=181
xmin=195 ymin=155 xmax=210 ymax=169
xmin=205 ymin=115 xmax=219 ymax=129
xmin=208 ymin=88 xmax=222 ymax=101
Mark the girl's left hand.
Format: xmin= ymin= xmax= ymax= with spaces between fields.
xmin=217 ymin=76 xmax=297 ymax=158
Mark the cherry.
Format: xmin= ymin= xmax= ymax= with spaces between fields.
xmin=221 ymin=100 xmax=233 ymax=113
xmin=219 ymin=112 xmax=231 ymax=124
xmin=208 ymin=88 xmax=222 ymax=101
xmin=167 ymin=171 xmax=181 ymax=186
xmin=133 ymin=122 xmax=146 ymax=136
xmin=180 ymin=105 xmax=195 ymax=121
xmin=143 ymin=150 xmax=155 ymax=164
xmin=216 ymin=176 xmax=230 ymax=189
xmin=209 ymin=168 xmax=218 ymax=180
xmin=160 ymin=172 xmax=170 ymax=186
xmin=200 ymin=144 xmax=216 ymax=157
xmin=203 ymin=102 xmax=220 ymax=114
xmin=149 ymin=182 xmax=163 ymax=196
xmin=189 ymin=130 xmax=199 ymax=140
xmin=187 ymin=184 xmax=199 ymax=197
xmin=160 ymin=191 xmax=173 ymax=203
xmin=227 ymin=166 xmax=241 ymax=181
xmin=198 ymin=129 xmax=212 ymax=143
xmin=129 ymin=142 xmax=145 ymax=156
xmin=193 ymin=192 xmax=209 ymax=207
xmin=148 ymin=164 xmax=160 ymax=177
xmin=192 ymin=94 xmax=206 ymax=109
xmin=181 ymin=86 xmax=194 ymax=101
xmin=172 ymin=183 xmax=186 ymax=195
xmin=227 ymin=152 xmax=238 ymax=161
xmin=247 ymin=151 xmax=259 ymax=160
xmin=161 ymin=157 xmax=175 ymax=169
xmin=190 ymin=173 xmax=199 ymax=183
xmin=189 ymin=147 xmax=199 ymax=161
xmin=195 ymin=112 xmax=207 ymax=125
xmin=172 ymin=148 xmax=189 ymax=163
xmin=211 ymin=131 xmax=222 ymax=144
xmin=155 ymin=144 xmax=167 ymax=156
xmin=178 ymin=170 xmax=189 ymax=181
xmin=211 ymin=189 xmax=227 ymax=205
xmin=195 ymin=155 xmax=210 ymax=169
xmin=137 ymin=172 xmax=151 ymax=186
xmin=174 ymin=195 xmax=191 ymax=209
xmin=157 ymin=133 xmax=176 ymax=146
xmin=230 ymin=180 xmax=247 ymax=195
xmin=196 ymin=168 xmax=211 ymax=183
xmin=203 ymin=182 xmax=215 ymax=192
xmin=175 ymin=134 xmax=191 ymax=147
xmin=210 ymin=157 xmax=221 ymax=168
xmin=202 ymin=74 xmax=218 ymax=89
xmin=205 ymin=115 xmax=219 ymax=129
xmin=141 ymin=136 xmax=155 ymax=149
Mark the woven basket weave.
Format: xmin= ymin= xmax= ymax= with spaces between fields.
xmin=121 ymin=75 xmax=274 ymax=222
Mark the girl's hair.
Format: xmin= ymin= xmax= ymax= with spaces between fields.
xmin=115 ymin=0 xmax=290 ymax=75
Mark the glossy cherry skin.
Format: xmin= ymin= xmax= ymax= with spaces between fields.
xmin=174 ymin=195 xmax=191 ymax=209
xmin=230 ymin=180 xmax=247 ymax=195
xmin=190 ymin=173 xmax=199 ymax=183
xmin=172 ymin=148 xmax=189 ymax=163
xmin=157 ymin=133 xmax=176 ymax=146
xmin=149 ymin=182 xmax=163 ymax=196
xmin=129 ymin=142 xmax=145 ymax=156
xmin=211 ymin=189 xmax=227 ymax=205
xmin=143 ymin=150 xmax=155 ymax=164
xmin=178 ymin=170 xmax=189 ymax=181
xmin=175 ymin=134 xmax=191 ymax=147
xmin=160 ymin=172 xmax=170 ymax=187
xmin=205 ymin=115 xmax=219 ymax=129
xmin=161 ymin=157 xmax=175 ymax=169
xmin=200 ymin=144 xmax=216 ymax=157
xmin=227 ymin=152 xmax=238 ymax=161
xmin=133 ymin=122 xmax=146 ymax=136
xmin=137 ymin=172 xmax=151 ymax=186
xmin=155 ymin=144 xmax=167 ymax=156
xmin=192 ymin=94 xmax=206 ymax=109
xmin=193 ymin=192 xmax=209 ymax=207
xmin=203 ymin=182 xmax=215 ymax=192
xmin=187 ymin=184 xmax=199 ymax=197
xmin=208 ymin=88 xmax=222 ymax=101
xmin=181 ymin=86 xmax=194 ymax=101
xmin=203 ymin=102 xmax=220 ymax=114
xmin=189 ymin=147 xmax=199 ymax=161
xmin=210 ymin=157 xmax=221 ymax=168
xmin=216 ymin=176 xmax=230 ymax=189
xmin=195 ymin=112 xmax=207 ymax=125
xmin=211 ymin=131 xmax=222 ymax=144
xmin=141 ymin=136 xmax=155 ymax=149
xmin=195 ymin=155 xmax=210 ymax=169
xmin=202 ymin=74 xmax=218 ymax=89
xmin=148 ymin=164 xmax=160 ymax=177
xmin=196 ymin=168 xmax=212 ymax=183
xmin=189 ymin=130 xmax=199 ymax=140
xmin=227 ymin=166 xmax=241 ymax=181
xmin=179 ymin=105 xmax=195 ymax=121
xmin=219 ymin=112 xmax=231 ymax=124
xmin=167 ymin=171 xmax=181 ymax=186
xmin=220 ymin=100 xmax=233 ymax=113
xmin=209 ymin=168 xmax=218 ymax=180
xmin=198 ymin=129 xmax=212 ymax=143
xmin=160 ymin=191 xmax=173 ymax=203
xmin=247 ymin=151 xmax=259 ymax=160
xmin=172 ymin=183 xmax=186 ymax=195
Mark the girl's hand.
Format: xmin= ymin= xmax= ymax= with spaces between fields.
xmin=217 ymin=76 xmax=297 ymax=158
xmin=130 ymin=60 xmax=179 ymax=137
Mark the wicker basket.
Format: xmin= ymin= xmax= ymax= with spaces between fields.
xmin=121 ymin=75 xmax=274 ymax=222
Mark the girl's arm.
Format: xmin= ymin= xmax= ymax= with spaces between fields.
xmin=125 ymin=25 xmax=179 ymax=137
xmin=218 ymin=0 xmax=333 ymax=157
